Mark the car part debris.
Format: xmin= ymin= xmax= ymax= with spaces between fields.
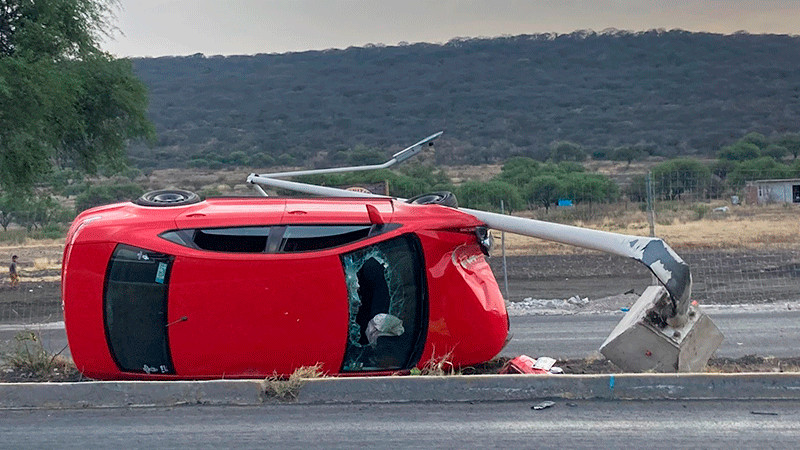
xmin=532 ymin=400 xmax=556 ymax=410
xmin=501 ymin=355 xmax=548 ymax=374
xmin=500 ymin=355 xmax=562 ymax=374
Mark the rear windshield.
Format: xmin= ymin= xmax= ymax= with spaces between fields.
xmin=104 ymin=245 xmax=174 ymax=374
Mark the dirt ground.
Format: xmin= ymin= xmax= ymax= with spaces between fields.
xmin=4 ymin=243 xmax=797 ymax=317
xmin=3 ymin=355 xmax=799 ymax=383
xmin=466 ymin=355 xmax=800 ymax=375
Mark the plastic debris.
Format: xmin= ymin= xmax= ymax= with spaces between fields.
xmin=365 ymin=313 xmax=404 ymax=345
xmin=567 ymin=295 xmax=589 ymax=306
xmin=500 ymin=355 xmax=561 ymax=375
xmin=533 ymin=356 xmax=556 ymax=371
xmin=532 ymin=401 xmax=555 ymax=410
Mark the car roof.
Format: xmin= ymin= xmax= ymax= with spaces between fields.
xmin=175 ymin=196 xmax=396 ymax=227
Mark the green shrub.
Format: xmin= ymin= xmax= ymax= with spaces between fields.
xmin=74 ymin=183 xmax=145 ymax=212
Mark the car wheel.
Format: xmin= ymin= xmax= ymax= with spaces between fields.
xmin=405 ymin=191 xmax=458 ymax=208
xmin=134 ymin=189 xmax=201 ymax=207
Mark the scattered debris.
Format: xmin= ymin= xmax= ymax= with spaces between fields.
xmin=534 ymin=356 xmax=557 ymax=371
xmin=500 ymin=355 xmax=562 ymax=374
xmin=532 ymin=400 xmax=556 ymax=410
xmin=507 ymin=293 xmax=640 ymax=316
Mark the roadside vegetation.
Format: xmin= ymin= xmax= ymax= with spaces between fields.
xmin=263 ymin=364 xmax=326 ymax=401
xmin=127 ymin=31 xmax=800 ymax=169
xmin=0 ymin=0 xmax=152 ymax=239
xmin=2 ymin=128 xmax=800 ymax=247
xmin=0 ymin=331 xmax=80 ymax=382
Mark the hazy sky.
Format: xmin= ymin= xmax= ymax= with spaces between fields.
xmin=101 ymin=1 xmax=800 ymax=57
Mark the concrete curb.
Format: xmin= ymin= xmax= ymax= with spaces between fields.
xmin=298 ymin=373 xmax=800 ymax=404
xmin=0 ymin=380 xmax=267 ymax=409
xmin=3 ymin=374 xmax=800 ymax=409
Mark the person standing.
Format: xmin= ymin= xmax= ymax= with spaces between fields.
xmin=9 ymin=255 xmax=19 ymax=288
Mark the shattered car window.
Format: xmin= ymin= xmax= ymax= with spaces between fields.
xmin=341 ymin=234 xmax=426 ymax=372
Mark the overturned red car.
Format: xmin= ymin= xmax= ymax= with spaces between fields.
xmin=62 ymin=192 xmax=508 ymax=380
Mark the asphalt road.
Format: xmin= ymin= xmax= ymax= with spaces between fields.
xmin=2 ymin=309 xmax=799 ymax=363
xmin=2 ymin=400 xmax=799 ymax=447
xmin=503 ymin=310 xmax=800 ymax=359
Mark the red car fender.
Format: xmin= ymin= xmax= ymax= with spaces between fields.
xmin=415 ymin=229 xmax=508 ymax=368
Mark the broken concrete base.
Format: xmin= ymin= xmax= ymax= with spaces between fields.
xmin=600 ymin=286 xmax=724 ymax=373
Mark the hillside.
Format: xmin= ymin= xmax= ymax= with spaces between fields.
xmin=127 ymin=30 xmax=800 ymax=169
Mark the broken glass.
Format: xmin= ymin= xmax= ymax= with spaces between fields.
xmin=340 ymin=235 xmax=425 ymax=372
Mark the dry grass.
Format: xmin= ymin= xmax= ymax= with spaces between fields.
xmin=0 ymin=331 xmax=80 ymax=382
xmin=32 ymin=257 xmax=60 ymax=271
xmin=414 ymin=348 xmax=459 ymax=376
xmin=263 ymin=363 xmax=326 ymax=401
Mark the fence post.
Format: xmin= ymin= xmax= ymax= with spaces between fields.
xmin=500 ymin=200 xmax=509 ymax=300
xmin=646 ymin=170 xmax=656 ymax=238
xmin=646 ymin=171 xmax=659 ymax=287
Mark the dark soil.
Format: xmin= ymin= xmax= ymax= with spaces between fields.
xmin=491 ymin=249 xmax=800 ymax=304
xmin=0 ymin=282 xmax=62 ymax=323
xmin=467 ymin=355 xmax=800 ymax=375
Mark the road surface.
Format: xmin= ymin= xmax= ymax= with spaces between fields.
xmin=2 ymin=400 xmax=799 ymax=447
xmin=2 ymin=308 xmax=799 ymax=362
xmin=503 ymin=309 xmax=800 ymax=359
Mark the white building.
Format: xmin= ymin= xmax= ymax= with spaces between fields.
xmin=745 ymin=178 xmax=800 ymax=205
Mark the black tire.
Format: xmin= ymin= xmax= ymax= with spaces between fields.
xmin=134 ymin=189 xmax=201 ymax=207
xmin=406 ymin=191 xmax=458 ymax=208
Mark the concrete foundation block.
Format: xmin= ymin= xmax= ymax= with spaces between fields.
xmin=600 ymin=286 xmax=724 ymax=373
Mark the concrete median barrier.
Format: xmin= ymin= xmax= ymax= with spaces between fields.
xmin=3 ymin=373 xmax=800 ymax=409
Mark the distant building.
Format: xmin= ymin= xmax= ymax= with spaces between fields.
xmin=745 ymin=179 xmax=800 ymax=205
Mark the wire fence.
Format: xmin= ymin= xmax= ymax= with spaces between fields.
xmin=0 ymin=285 xmax=62 ymax=325
xmin=1 ymin=169 xmax=799 ymax=325
xmin=497 ymin=169 xmax=800 ymax=304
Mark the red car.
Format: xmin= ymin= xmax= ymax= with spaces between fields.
xmin=62 ymin=193 xmax=508 ymax=380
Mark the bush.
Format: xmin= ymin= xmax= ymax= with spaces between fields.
xmin=651 ymin=158 xmax=711 ymax=200
xmin=74 ymin=183 xmax=145 ymax=212
xmin=456 ymin=180 xmax=525 ymax=212
xmin=728 ymin=157 xmax=791 ymax=187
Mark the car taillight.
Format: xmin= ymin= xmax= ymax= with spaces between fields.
xmin=474 ymin=226 xmax=493 ymax=255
